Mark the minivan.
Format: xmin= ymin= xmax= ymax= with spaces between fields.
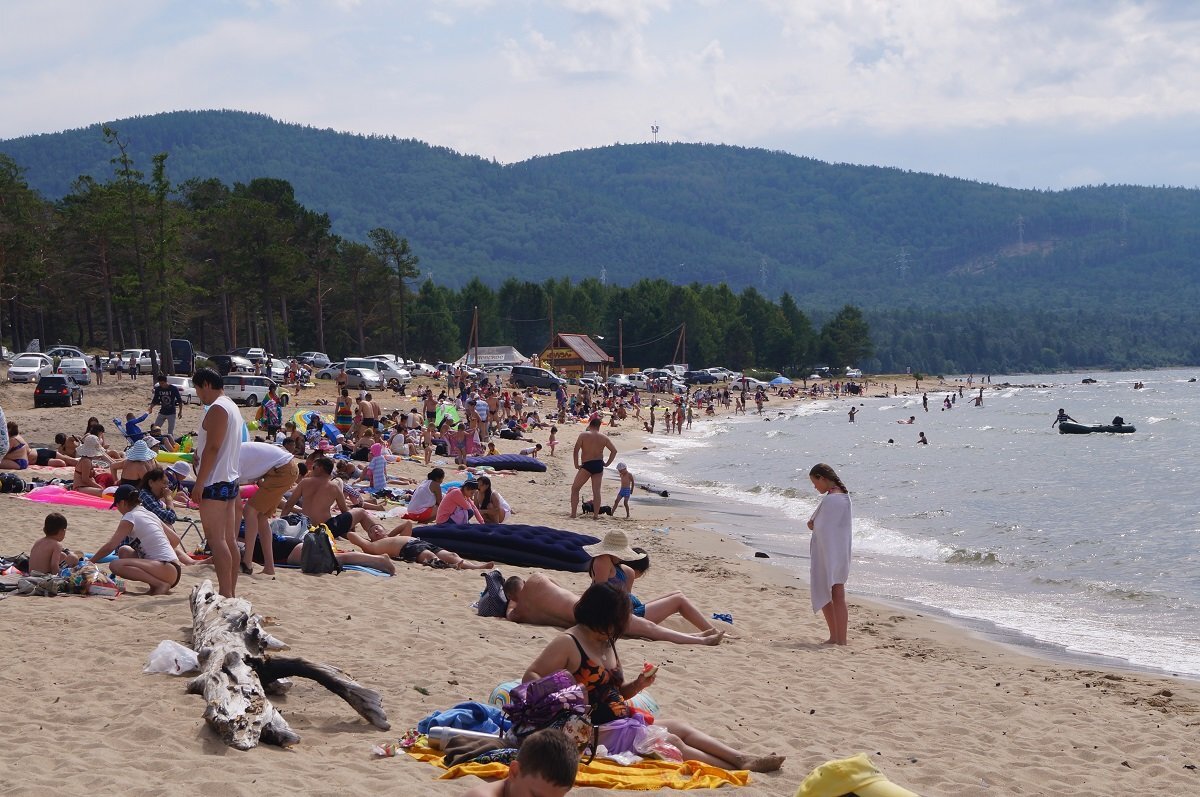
xmin=509 ymin=365 xmax=566 ymax=389
xmin=222 ymin=375 xmax=287 ymax=406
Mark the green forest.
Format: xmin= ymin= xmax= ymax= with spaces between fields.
xmin=2 ymin=109 xmax=1200 ymax=374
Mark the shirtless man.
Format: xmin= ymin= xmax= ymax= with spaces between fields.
xmin=503 ymin=573 xmax=721 ymax=646
xmin=569 ymin=416 xmax=617 ymax=520
xmin=277 ymin=457 xmax=492 ymax=569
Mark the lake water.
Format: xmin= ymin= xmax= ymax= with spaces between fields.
xmin=625 ymin=369 xmax=1200 ymax=677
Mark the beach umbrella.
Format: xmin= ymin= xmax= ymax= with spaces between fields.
xmin=769 ymin=376 xmax=792 ymax=385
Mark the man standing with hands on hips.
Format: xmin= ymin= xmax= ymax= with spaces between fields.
xmin=190 ymin=368 xmax=243 ymax=598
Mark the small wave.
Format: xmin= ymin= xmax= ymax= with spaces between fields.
xmin=944 ymin=548 xmax=1002 ymax=566
xmin=896 ymin=508 xmax=952 ymax=519
xmin=1032 ymin=576 xmax=1161 ymax=603
xmin=1146 ymin=416 xmax=1173 ymax=424
xmin=765 ymin=429 xmax=789 ymax=438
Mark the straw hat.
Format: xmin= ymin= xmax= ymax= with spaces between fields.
xmin=124 ymin=439 xmax=155 ymax=462
xmin=583 ymin=530 xmax=641 ymax=561
xmin=77 ymin=434 xmax=106 ymax=458
xmin=794 ymin=754 xmax=919 ymax=797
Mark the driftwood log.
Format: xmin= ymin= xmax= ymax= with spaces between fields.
xmin=187 ymin=579 xmax=389 ymax=749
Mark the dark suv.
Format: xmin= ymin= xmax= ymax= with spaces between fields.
xmin=683 ymin=370 xmax=718 ymax=384
xmin=34 ymin=375 xmax=83 ymax=407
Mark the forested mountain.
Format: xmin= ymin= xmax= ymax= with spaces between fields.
xmin=2 ymin=109 xmax=1199 ymax=373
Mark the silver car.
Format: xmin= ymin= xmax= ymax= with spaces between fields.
xmin=344 ymin=368 xmax=384 ymax=390
xmin=56 ymin=356 xmax=92 ymax=385
xmin=8 ymin=354 xmax=54 ymax=383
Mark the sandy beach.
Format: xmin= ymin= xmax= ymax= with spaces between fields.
xmin=0 ymin=373 xmax=1196 ymax=796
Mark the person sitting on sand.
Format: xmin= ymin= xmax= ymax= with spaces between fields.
xmin=54 ymin=433 xmax=81 ymax=466
xmin=434 ymin=477 xmax=485 ymax=525
xmin=402 ymin=467 xmax=444 ymax=522
xmin=587 ymin=533 xmax=724 ymax=639
xmin=110 ymin=439 xmax=156 ymax=486
xmin=0 ymin=422 xmax=32 ymax=470
xmin=29 ymin=512 xmax=80 ymax=575
xmin=460 ymin=728 xmax=578 ymax=797
xmin=522 ymin=583 xmax=784 ymax=772
xmin=282 ymin=457 xmax=414 ymax=542
xmin=85 ymin=485 xmax=183 ymax=595
xmin=70 ymin=435 xmax=110 ymax=496
xmin=476 ymin=475 xmax=512 ymax=524
xmin=503 ymin=572 xmax=722 ymax=646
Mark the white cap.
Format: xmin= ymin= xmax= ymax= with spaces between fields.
xmin=616 ymin=462 xmax=627 ymax=471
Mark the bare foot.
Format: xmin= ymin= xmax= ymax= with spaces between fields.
xmin=702 ymin=630 xmax=727 ymax=646
xmin=240 ymin=562 xmax=254 ymax=575
xmin=738 ymin=753 xmax=785 ymax=772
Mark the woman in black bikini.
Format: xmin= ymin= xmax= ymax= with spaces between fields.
xmin=522 ymin=584 xmax=784 ymax=772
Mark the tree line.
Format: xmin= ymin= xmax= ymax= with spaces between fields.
xmin=0 ymin=140 xmax=872 ymax=374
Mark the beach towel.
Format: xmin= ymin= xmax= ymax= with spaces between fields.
xmin=404 ymin=740 xmax=751 ymax=789
xmin=417 ymin=702 xmax=510 ymax=735
xmin=277 ymin=563 xmax=391 ymax=577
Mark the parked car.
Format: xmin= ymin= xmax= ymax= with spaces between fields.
xmin=267 ymin=358 xmax=289 ymax=380
xmin=345 ymin=358 xmax=411 ymax=389
xmin=229 ymin=347 xmax=268 ymax=363
xmin=343 ymin=368 xmax=384 ymax=390
xmin=8 ymin=353 xmax=54 ymax=383
xmin=297 ymin=351 xmax=331 ymax=368
xmin=607 ymin=373 xmax=632 ymax=387
xmin=410 ymin=362 xmax=438 ymax=377
xmin=705 ymin=367 xmax=736 ymax=381
xmin=578 ymin=377 xmax=600 ymax=391
xmin=56 ymin=356 xmax=92 ymax=385
xmin=208 ymin=354 xmax=255 ymax=376
xmin=315 ymin=363 xmax=344 ymax=380
xmin=167 ymin=375 xmax=198 ymax=404
xmin=845 ymin=367 xmax=863 ymax=378
xmin=736 ymin=376 xmax=770 ymax=390
xmin=627 ymin=373 xmax=650 ymax=389
xmin=47 ymin=346 xmax=86 ymax=361
xmin=222 ymin=375 xmax=288 ymax=407
xmin=118 ymin=348 xmax=158 ymax=372
xmin=34 ymin=375 xmax=83 ymax=407
xmin=509 ymin=364 xmax=566 ymax=389
xmin=683 ymin=370 xmax=718 ymax=384
xmin=483 ymin=365 xmax=514 ymax=376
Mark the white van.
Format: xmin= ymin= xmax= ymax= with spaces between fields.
xmin=221 ymin=375 xmax=287 ymax=407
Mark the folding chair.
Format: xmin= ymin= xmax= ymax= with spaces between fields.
xmin=177 ymin=517 xmax=207 ymax=551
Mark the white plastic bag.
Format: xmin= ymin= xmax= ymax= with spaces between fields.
xmin=633 ymin=723 xmax=683 ymax=762
xmin=144 ymin=639 xmax=200 ymax=675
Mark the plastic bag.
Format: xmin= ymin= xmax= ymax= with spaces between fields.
xmin=633 ymin=723 xmax=683 ymax=762
xmin=144 ymin=639 xmax=200 ymax=675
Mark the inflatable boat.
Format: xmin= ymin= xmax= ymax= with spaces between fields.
xmin=1058 ymin=421 xmax=1136 ymax=434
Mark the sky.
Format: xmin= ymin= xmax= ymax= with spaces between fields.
xmin=3 ymin=0 xmax=1199 ymax=190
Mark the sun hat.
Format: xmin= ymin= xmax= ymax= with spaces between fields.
xmin=124 ymin=439 xmax=155 ymax=462
xmin=109 ymin=484 xmax=139 ymax=508
xmin=166 ymin=460 xmax=192 ymax=479
xmin=794 ymin=754 xmax=919 ymax=797
xmin=77 ymin=434 xmax=106 ymax=458
xmin=583 ymin=530 xmax=641 ymax=561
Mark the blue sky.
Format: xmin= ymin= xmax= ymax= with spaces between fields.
xmin=3 ymin=0 xmax=1198 ymax=189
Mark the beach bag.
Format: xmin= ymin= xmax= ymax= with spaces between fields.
xmin=503 ymin=670 xmax=595 ymax=756
xmin=300 ymin=525 xmax=342 ymax=575
xmin=476 ymin=570 xmax=508 ymax=618
xmin=0 ymin=473 xmax=26 ymax=493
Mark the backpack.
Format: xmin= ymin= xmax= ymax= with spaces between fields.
xmin=300 ymin=525 xmax=343 ymax=575
xmin=0 ymin=473 xmax=27 ymax=493
xmin=476 ymin=570 xmax=508 ymax=618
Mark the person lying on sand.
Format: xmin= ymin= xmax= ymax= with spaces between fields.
xmin=522 ymin=583 xmax=783 ymax=772
xmin=504 ymin=573 xmax=722 ymax=646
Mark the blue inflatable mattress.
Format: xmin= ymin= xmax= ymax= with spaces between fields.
xmin=414 ymin=524 xmax=599 ymax=572
xmin=464 ymin=454 xmax=547 ymax=472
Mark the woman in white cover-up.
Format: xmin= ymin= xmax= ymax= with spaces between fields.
xmin=807 ymin=463 xmax=852 ymax=645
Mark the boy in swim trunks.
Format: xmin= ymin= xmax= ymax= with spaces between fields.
xmin=29 ymin=513 xmax=79 ymax=575
xmin=613 ymin=462 xmax=635 ymax=518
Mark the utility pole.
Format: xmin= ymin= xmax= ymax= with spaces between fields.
xmin=651 ymin=123 xmax=659 ymax=143
xmin=1017 ymin=214 xmax=1025 ymax=247
xmin=471 ymin=306 xmax=480 ymax=369
xmin=547 ymin=296 xmax=555 ymax=372
xmin=618 ymin=317 xmax=624 ymax=372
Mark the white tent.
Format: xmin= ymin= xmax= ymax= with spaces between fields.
xmin=456 ymin=346 xmax=529 ymax=366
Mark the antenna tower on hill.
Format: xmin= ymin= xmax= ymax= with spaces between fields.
xmin=651 ymin=123 xmax=659 ymax=143
xmin=1017 ymin=214 xmax=1025 ymax=247
xmin=600 ymin=265 xmax=607 ymax=285
xmin=759 ymin=258 xmax=768 ymax=290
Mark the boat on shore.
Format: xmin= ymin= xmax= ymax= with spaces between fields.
xmin=1058 ymin=420 xmax=1136 ymax=434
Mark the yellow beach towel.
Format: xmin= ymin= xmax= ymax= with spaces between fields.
xmin=406 ymin=741 xmax=751 ymax=790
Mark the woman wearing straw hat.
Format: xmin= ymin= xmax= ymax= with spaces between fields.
xmin=70 ymin=434 xmax=110 ymax=496
xmin=585 ymin=531 xmax=725 ymax=645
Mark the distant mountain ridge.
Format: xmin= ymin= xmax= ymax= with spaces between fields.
xmin=3 ymin=109 xmax=1199 ymax=317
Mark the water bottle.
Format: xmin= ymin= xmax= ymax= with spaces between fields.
xmin=426 ymin=726 xmax=502 ymax=750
